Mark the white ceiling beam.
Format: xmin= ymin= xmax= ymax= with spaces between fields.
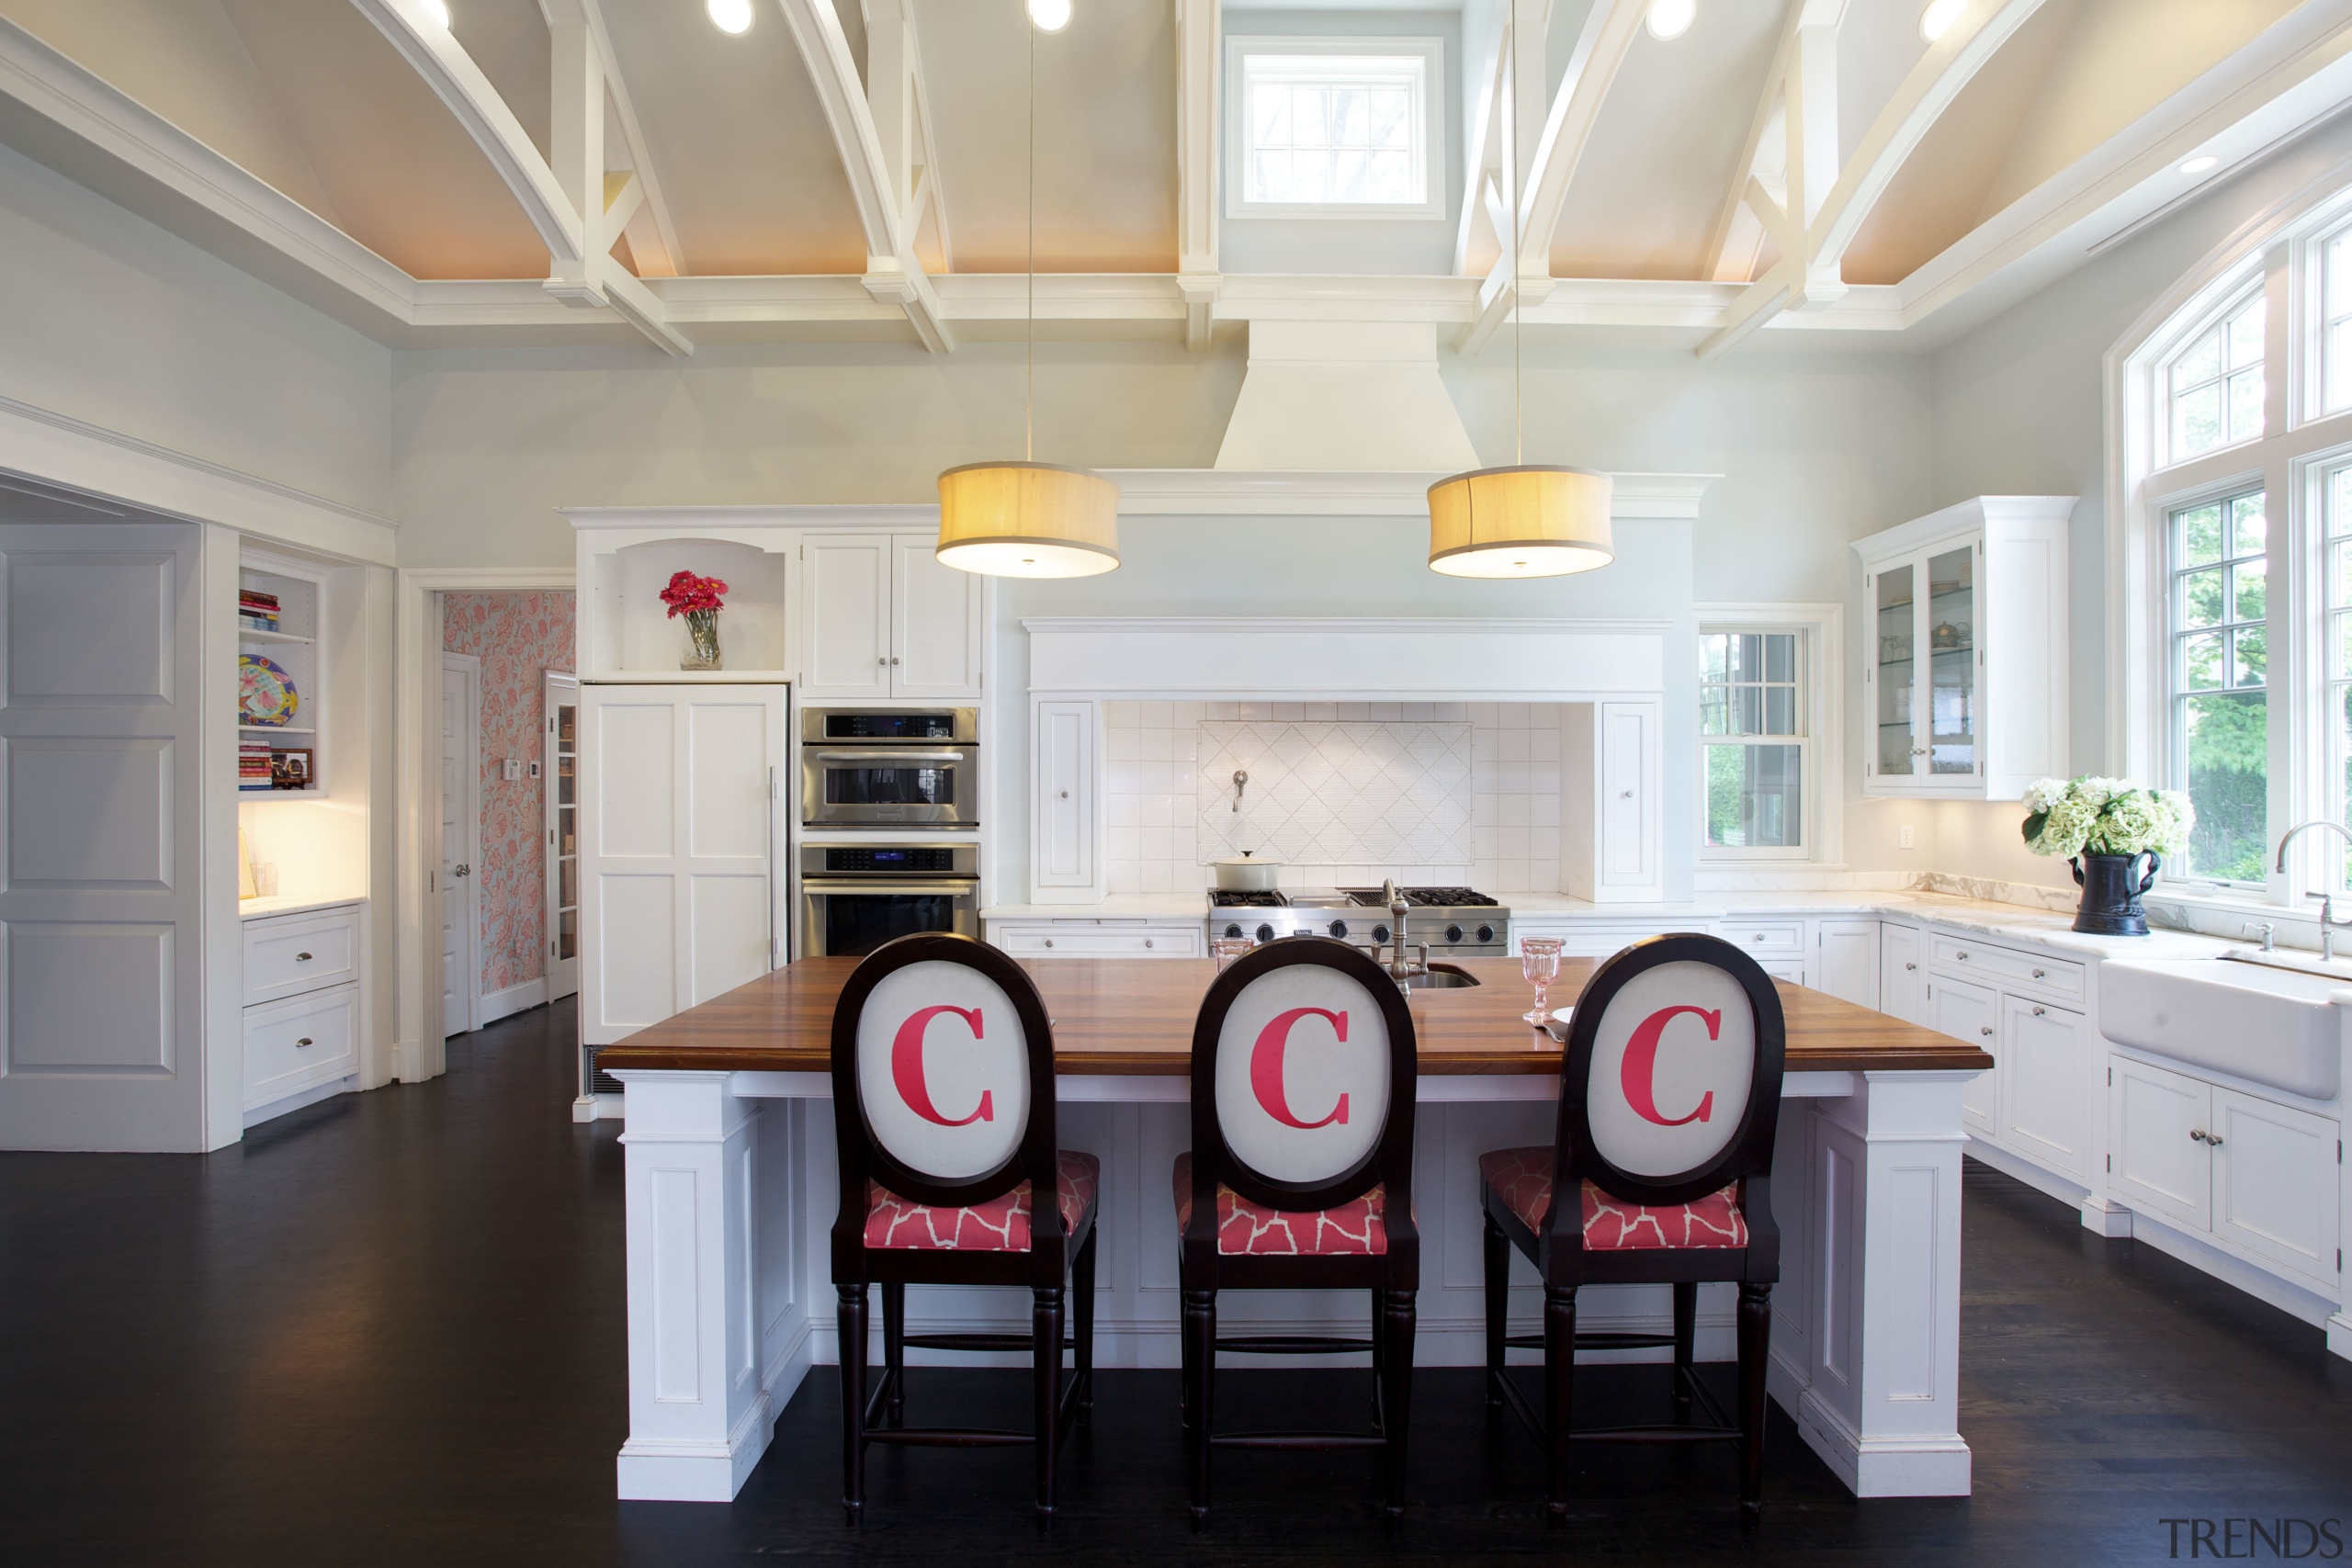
xmin=771 ymin=0 xmax=950 ymax=352
xmin=1450 ymin=0 xmax=1509 ymax=276
xmin=348 ymin=0 xmax=583 ymax=263
xmin=1702 ymin=0 xmax=1804 ymax=284
xmin=1176 ymin=0 xmax=1220 ymax=349
xmin=862 ymin=0 xmax=953 ymax=271
xmin=1511 ymin=0 xmax=1647 ymax=286
xmin=547 ymin=0 xmax=685 ymax=277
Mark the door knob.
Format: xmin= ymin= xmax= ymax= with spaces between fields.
xmin=455 ymin=864 xmax=471 ymax=877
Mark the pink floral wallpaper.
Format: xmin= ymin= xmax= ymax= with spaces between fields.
xmin=444 ymin=592 xmax=575 ymax=997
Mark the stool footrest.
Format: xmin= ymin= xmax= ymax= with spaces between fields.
xmin=1214 ymin=1336 xmax=1375 ymax=1355
xmin=863 ymin=1427 xmax=1032 ymax=1449
xmin=1571 ymin=1424 xmax=1740 ymax=1445
xmin=1210 ymin=1431 xmax=1389 ymax=1451
xmin=902 ymin=1333 xmax=1077 ymax=1353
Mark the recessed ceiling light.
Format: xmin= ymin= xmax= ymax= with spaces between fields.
xmin=1645 ymin=0 xmax=1695 ymax=40
xmin=417 ymin=0 xmax=451 ymax=28
xmin=707 ymin=0 xmax=752 ymax=34
xmin=2179 ymin=154 xmax=2221 ymax=175
xmin=1919 ymin=0 xmax=1966 ymax=43
xmin=1028 ymin=0 xmax=1071 ymax=31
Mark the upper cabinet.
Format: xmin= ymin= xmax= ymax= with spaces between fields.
xmin=1854 ymin=497 xmax=2074 ymax=800
xmin=799 ymin=532 xmax=984 ymax=702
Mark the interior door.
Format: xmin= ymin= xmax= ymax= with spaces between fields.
xmin=1999 ymin=997 xmax=2087 ymax=1178
xmin=1928 ymin=976 xmax=2000 ymax=1134
xmin=544 ymin=672 xmax=579 ymax=1002
xmin=798 ymin=535 xmax=891 ymax=699
xmin=580 ymin=682 xmax=786 ymax=1047
xmin=440 ymin=653 xmax=481 ymax=1038
xmin=2109 ymin=1056 xmax=2211 ymax=1231
xmin=892 ymin=533 xmax=983 ymax=699
xmin=0 ymin=522 xmax=212 ymax=1151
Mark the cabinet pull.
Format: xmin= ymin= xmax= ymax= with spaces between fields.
xmin=1955 ymin=951 xmax=1969 ymax=961
xmin=1144 ymin=939 xmax=1154 ymax=949
xmin=2031 ymin=1006 xmax=2046 ymax=1017
xmin=1043 ymin=938 xmax=1053 ymax=949
xmin=876 ymin=656 xmax=888 ymax=666
xmin=295 ymin=1037 xmax=313 ymax=1048
xmin=296 ymin=952 xmax=313 ymax=962
xmin=2031 ymin=967 xmax=2047 ymax=978
xmin=1059 ymin=790 xmax=1069 ymax=799
xmin=1905 ymin=962 xmax=1917 ymax=971
xmin=1979 ymin=1026 xmax=1994 ymax=1036
xmin=891 ymin=656 xmax=901 ymax=665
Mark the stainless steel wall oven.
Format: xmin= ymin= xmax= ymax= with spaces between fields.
xmin=797 ymin=842 xmax=979 ymax=958
xmin=799 ymin=707 xmax=979 ymax=829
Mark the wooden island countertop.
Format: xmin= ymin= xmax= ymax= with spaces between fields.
xmin=594 ymin=954 xmax=1993 ymax=1077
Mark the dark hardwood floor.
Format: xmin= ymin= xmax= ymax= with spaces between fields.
xmin=5 ymin=997 xmax=2349 ymax=1565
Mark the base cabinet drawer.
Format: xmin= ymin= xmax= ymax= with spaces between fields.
xmin=1927 ymin=935 xmax=2084 ymax=1001
xmin=992 ymin=924 xmax=1201 ymax=958
xmin=1724 ymin=920 xmax=1804 ymax=956
xmin=244 ymin=907 xmax=362 ymax=1005
xmin=243 ymin=983 xmax=358 ymax=1109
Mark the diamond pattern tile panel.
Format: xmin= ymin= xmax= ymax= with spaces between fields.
xmin=1198 ymin=721 xmax=1473 ymax=867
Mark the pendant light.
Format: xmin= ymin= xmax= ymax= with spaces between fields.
xmin=935 ymin=2 xmax=1119 ymax=579
xmin=1425 ymin=13 xmax=1611 ymax=580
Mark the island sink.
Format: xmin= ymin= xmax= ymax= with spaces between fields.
xmin=2098 ymin=956 xmax=2346 ymax=1100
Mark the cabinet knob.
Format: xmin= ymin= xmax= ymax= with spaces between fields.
xmin=2032 ymin=967 xmax=2046 ymax=978
xmin=1620 ymin=790 xmax=1633 ymax=798
xmin=2190 ymin=1129 xmax=2224 ymax=1147
xmin=1979 ymin=1026 xmax=1994 ymax=1036
xmin=2031 ymin=1006 xmax=2046 ymax=1017
xmin=1059 ymin=790 xmax=1069 ymax=799
xmin=877 ymin=656 xmax=888 ymax=666
xmin=1144 ymin=939 xmax=1154 ymax=949
xmin=1043 ymin=938 xmax=1053 ymax=948
xmin=1905 ymin=962 xmax=1917 ymax=971
xmin=1956 ymin=951 xmax=1968 ymax=960
xmin=296 ymin=952 xmax=313 ymax=962
xmin=296 ymin=1037 xmax=313 ymax=1048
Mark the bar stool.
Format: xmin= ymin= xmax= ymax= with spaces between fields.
xmin=1175 ymin=936 xmax=1419 ymax=1523
xmin=829 ymin=931 xmax=1099 ymax=1526
xmin=1477 ymin=932 xmax=1785 ymax=1526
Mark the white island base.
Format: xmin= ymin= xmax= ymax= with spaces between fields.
xmin=609 ymin=1067 xmax=1974 ymax=1504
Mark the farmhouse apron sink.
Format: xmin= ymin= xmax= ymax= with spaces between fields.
xmin=2098 ymin=956 xmax=2347 ymax=1100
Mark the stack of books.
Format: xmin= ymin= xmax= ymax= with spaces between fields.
xmin=239 ymin=589 xmax=281 ymax=634
xmin=240 ymin=740 xmax=275 ymax=793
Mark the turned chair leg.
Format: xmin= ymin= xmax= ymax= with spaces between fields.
xmin=1073 ymin=1230 xmax=1098 ymax=1427
xmin=1737 ymin=1281 xmax=1770 ymax=1527
xmin=1183 ymin=1287 xmax=1216 ymax=1526
xmin=1482 ymin=1213 xmax=1510 ymax=1409
xmin=881 ymin=1281 xmax=907 ymax=1428
xmin=1671 ymin=1280 xmax=1696 ymax=1426
xmin=1033 ymin=1284 xmax=1065 ymax=1525
xmin=1370 ymin=1287 xmax=1386 ymax=1431
xmin=1381 ymin=1289 xmax=1416 ymax=1519
xmin=837 ymin=1283 xmax=868 ymax=1527
xmin=1544 ymin=1283 xmax=1577 ymax=1529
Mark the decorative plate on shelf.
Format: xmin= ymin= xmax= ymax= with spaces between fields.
xmin=238 ymin=654 xmax=299 ymax=727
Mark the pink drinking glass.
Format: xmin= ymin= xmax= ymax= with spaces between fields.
xmin=1520 ymin=936 xmax=1564 ymax=1026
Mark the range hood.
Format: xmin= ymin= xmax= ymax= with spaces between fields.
xmin=1213 ymin=321 xmax=1479 ymax=473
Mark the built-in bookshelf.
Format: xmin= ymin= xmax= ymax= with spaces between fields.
xmin=239 ymin=560 xmax=324 ymax=798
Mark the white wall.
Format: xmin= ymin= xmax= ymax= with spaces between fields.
xmin=0 ymin=141 xmax=391 ymax=514
xmin=1924 ymin=112 xmax=2352 ymax=889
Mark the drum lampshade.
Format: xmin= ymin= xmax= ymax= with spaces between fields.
xmin=936 ymin=461 xmax=1120 ymax=578
xmin=1426 ymin=465 xmax=1613 ymax=579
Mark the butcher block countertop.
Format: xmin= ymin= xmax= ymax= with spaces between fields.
xmin=594 ymin=954 xmax=1993 ymax=1077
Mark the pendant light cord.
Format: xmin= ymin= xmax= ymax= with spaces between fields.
xmin=1026 ymin=9 xmax=1036 ymax=464
xmin=1510 ymin=4 xmax=1521 ymax=468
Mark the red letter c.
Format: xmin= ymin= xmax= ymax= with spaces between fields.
xmin=891 ymin=1005 xmax=994 ymax=1127
xmin=1250 ymin=1007 xmax=1351 ymax=1129
xmin=1622 ymin=1005 xmax=1718 ymax=1127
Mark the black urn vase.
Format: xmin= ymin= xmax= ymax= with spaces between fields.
xmin=2071 ymin=852 xmax=2159 ymax=935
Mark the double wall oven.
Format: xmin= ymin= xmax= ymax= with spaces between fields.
xmin=797 ymin=707 xmax=981 ymax=958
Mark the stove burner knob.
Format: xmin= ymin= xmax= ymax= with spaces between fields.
xmin=1372 ymin=924 xmax=1390 ymax=944
xmin=1223 ymin=923 xmax=1244 ymax=941
xmin=1476 ymin=924 xmax=1496 ymax=944
xmin=1255 ymin=923 xmax=1275 ymax=944
xmin=1329 ymin=919 xmax=1349 ymax=940
xmin=1445 ymin=923 xmax=1464 ymax=943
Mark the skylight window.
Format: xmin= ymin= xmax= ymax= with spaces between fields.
xmin=1226 ymin=39 xmax=1444 ymax=220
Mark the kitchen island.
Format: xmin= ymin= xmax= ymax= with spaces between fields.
xmin=599 ymin=954 xmax=1990 ymax=1504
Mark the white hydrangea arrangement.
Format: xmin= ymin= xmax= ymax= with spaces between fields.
xmin=2019 ymin=777 xmax=2195 ymax=859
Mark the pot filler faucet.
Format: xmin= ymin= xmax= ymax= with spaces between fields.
xmin=1380 ymin=879 xmax=1427 ymax=983
xmin=2274 ymin=820 xmax=2352 ymax=958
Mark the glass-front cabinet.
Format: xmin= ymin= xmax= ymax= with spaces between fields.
xmin=1857 ymin=498 xmax=2075 ymax=800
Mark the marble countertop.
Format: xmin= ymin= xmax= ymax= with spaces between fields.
xmin=238 ymin=894 xmax=366 ymax=921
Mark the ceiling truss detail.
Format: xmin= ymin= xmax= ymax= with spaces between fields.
xmin=772 ymin=0 xmax=950 ymax=353
xmin=1175 ymin=0 xmax=1220 ymax=351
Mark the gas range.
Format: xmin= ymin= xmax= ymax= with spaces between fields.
xmin=1205 ymin=886 xmax=1510 ymax=956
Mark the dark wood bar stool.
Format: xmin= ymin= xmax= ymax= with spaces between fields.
xmin=829 ymin=932 xmax=1098 ymax=1526
xmin=1477 ymin=932 xmax=1785 ymax=1527
xmin=1176 ymin=937 xmax=1419 ymax=1523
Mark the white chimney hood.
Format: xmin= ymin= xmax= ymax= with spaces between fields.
xmin=1213 ymin=321 xmax=1479 ymax=472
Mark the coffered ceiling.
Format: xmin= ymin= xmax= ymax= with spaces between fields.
xmin=0 ymin=0 xmax=2346 ymax=356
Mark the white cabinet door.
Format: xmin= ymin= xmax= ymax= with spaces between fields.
xmin=892 ymin=534 xmax=983 ymax=699
xmin=2109 ymin=1056 xmax=2211 ymax=1231
xmin=1928 ymin=976 xmax=2000 ymax=1134
xmin=1034 ymin=701 xmax=1095 ymax=890
xmin=1597 ymin=699 xmax=1658 ymax=897
xmin=1815 ymin=919 xmax=1880 ymax=1009
xmin=2211 ymin=1088 xmax=2339 ymax=1288
xmin=799 ymin=534 xmax=892 ymax=699
xmin=1879 ymin=921 xmax=1925 ymax=1023
xmin=580 ymin=684 xmax=786 ymax=1046
xmin=1759 ymin=959 xmax=1806 ymax=987
xmin=2000 ymin=997 xmax=2088 ymax=1178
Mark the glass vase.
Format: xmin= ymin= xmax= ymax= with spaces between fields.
xmin=681 ymin=609 xmax=721 ymax=671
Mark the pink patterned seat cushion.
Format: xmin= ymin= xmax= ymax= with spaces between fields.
xmin=864 ymin=1151 xmax=1101 ymax=1252
xmin=1171 ymin=1151 xmax=1388 ymax=1256
xmin=1478 ymin=1145 xmax=1749 ymax=1250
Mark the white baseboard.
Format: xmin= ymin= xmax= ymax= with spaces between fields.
xmin=2122 ymin=1210 xmax=2337 ymax=1326
xmin=481 ymin=976 xmax=548 ymax=1025
xmin=1963 ymin=1138 xmax=2089 ymax=1208
xmin=572 ymin=1092 xmax=624 ymax=1122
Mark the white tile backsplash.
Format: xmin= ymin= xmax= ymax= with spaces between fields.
xmin=1099 ymin=700 xmax=1563 ymax=895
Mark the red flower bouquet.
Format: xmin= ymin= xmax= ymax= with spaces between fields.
xmin=661 ymin=570 xmax=729 ymax=668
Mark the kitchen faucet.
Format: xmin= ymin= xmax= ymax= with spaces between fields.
xmin=2275 ymin=821 xmax=2352 ymax=959
xmin=1380 ymin=879 xmax=1426 ymax=983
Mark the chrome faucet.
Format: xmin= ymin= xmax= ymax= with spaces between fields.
xmin=2275 ymin=819 xmax=2352 ymax=875
xmin=2277 ymin=822 xmax=2352 ymax=959
xmin=1380 ymin=879 xmax=1426 ymax=982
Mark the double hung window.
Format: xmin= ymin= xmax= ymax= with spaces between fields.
xmin=1701 ymin=630 xmax=1805 ymax=856
xmin=1225 ymin=38 xmax=1444 ymax=220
